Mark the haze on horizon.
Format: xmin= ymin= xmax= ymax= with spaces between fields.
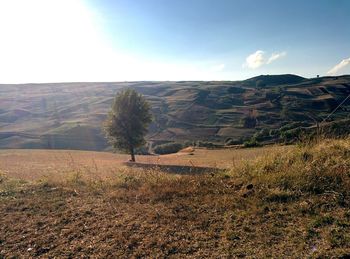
xmin=0 ymin=0 xmax=349 ymax=83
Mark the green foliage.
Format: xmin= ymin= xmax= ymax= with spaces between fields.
xmin=196 ymin=141 xmax=222 ymax=148
xmin=280 ymin=127 xmax=304 ymax=142
xmin=253 ymin=128 xmax=270 ymax=141
xmin=135 ymin=145 xmax=150 ymax=155
xmin=279 ymin=122 xmax=309 ymax=132
xmin=154 ymin=142 xmax=183 ymax=155
xmin=243 ymin=138 xmax=261 ymax=148
xmin=104 ymin=89 xmax=152 ymax=161
xmin=183 ymin=140 xmax=195 ymax=147
xmin=225 ymin=137 xmax=242 ymax=145
xmin=321 ymin=119 xmax=350 ymax=136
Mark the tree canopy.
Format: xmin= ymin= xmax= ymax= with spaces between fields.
xmin=104 ymin=89 xmax=152 ymax=161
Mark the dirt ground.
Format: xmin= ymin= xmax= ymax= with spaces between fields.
xmin=1 ymin=175 xmax=349 ymax=258
xmin=1 ymin=141 xmax=350 ymax=258
xmin=0 ymin=145 xmax=290 ymax=181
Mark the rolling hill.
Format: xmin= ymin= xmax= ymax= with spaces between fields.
xmin=0 ymin=74 xmax=349 ymax=150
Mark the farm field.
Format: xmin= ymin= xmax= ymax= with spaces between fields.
xmin=0 ymin=145 xmax=290 ymax=181
xmin=1 ymin=75 xmax=349 ymax=150
xmin=1 ymin=139 xmax=350 ymax=258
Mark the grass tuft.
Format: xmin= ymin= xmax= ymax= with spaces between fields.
xmin=230 ymin=138 xmax=350 ymax=198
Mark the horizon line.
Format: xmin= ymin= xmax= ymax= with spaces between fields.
xmin=1 ymin=74 xmax=349 ymax=85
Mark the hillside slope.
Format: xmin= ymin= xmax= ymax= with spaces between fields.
xmin=0 ymin=75 xmax=349 ymax=150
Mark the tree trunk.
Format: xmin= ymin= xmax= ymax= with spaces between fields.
xmin=130 ymin=146 xmax=136 ymax=162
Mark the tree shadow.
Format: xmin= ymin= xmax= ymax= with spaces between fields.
xmin=124 ymin=162 xmax=223 ymax=175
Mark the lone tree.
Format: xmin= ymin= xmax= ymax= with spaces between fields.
xmin=104 ymin=89 xmax=152 ymax=162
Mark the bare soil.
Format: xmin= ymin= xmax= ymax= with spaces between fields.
xmin=1 ymin=141 xmax=349 ymax=258
xmin=0 ymin=146 xmax=290 ymax=181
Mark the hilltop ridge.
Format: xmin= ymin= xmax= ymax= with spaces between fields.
xmin=0 ymin=74 xmax=349 ymax=150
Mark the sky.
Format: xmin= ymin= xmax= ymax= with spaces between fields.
xmin=0 ymin=0 xmax=349 ymax=83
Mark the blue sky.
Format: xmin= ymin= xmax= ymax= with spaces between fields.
xmin=0 ymin=0 xmax=349 ymax=82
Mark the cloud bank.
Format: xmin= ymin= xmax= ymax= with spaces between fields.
xmin=243 ymin=50 xmax=286 ymax=69
xmin=327 ymin=58 xmax=350 ymax=75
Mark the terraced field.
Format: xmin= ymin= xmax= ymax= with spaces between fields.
xmin=0 ymin=74 xmax=349 ymax=150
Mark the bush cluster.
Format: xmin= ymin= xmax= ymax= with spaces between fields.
xmin=153 ymin=142 xmax=183 ymax=155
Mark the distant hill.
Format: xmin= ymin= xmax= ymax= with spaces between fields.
xmin=243 ymin=74 xmax=306 ymax=87
xmin=0 ymin=74 xmax=349 ymax=150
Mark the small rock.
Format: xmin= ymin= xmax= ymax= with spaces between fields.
xmin=246 ymin=184 xmax=254 ymax=190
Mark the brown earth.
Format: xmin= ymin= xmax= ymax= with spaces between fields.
xmin=0 ymin=146 xmax=290 ymax=181
xmin=1 ymin=140 xmax=349 ymax=258
xmin=1 ymin=174 xmax=349 ymax=258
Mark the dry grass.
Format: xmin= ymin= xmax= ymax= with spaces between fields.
xmin=0 ymin=145 xmax=290 ymax=181
xmin=231 ymin=138 xmax=350 ymax=195
xmin=1 ymin=139 xmax=350 ymax=258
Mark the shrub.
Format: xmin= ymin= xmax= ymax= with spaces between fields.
xmin=154 ymin=142 xmax=183 ymax=155
xmin=269 ymin=129 xmax=278 ymax=137
xmin=253 ymin=128 xmax=270 ymax=141
xmin=183 ymin=140 xmax=195 ymax=147
xmin=196 ymin=141 xmax=222 ymax=148
xmin=135 ymin=145 xmax=149 ymax=155
xmin=280 ymin=127 xmax=304 ymax=142
xmin=243 ymin=138 xmax=261 ymax=148
xmin=279 ymin=122 xmax=309 ymax=132
xmin=225 ymin=138 xmax=242 ymax=145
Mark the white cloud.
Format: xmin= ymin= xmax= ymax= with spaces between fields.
xmin=243 ymin=50 xmax=286 ymax=69
xmin=243 ymin=50 xmax=265 ymax=69
xmin=267 ymin=51 xmax=287 ymax=64
xmin=327 ymin=58 xmax=350 ymax=75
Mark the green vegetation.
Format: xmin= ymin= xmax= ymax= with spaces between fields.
xmin=103 ymin=89 xmax=152 ymax=161
xmin=0 ymin=75 xmax=349 ymax=150
xmin=243 ymin=137 xmax=261 ymax=148
xmin=153 ymin=142 xmax=183 ymax=154
xmin=195 ymin=141 xmax=222 ymax=148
